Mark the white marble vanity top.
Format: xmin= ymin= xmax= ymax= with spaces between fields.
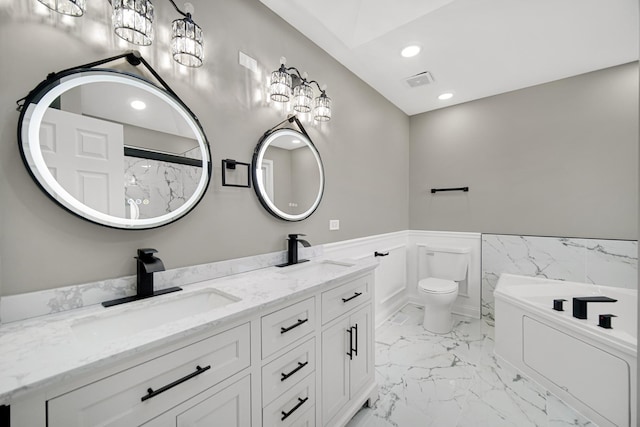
xmin=0 ymin=257 xmax=377 ymax=405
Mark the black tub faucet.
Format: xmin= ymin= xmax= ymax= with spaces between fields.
xmin=102 ymin=248 xmax=182 ymax=307
xmin=278 ymin=234 xmax=311 ymax=267
xmin=572 ymin=296 xmax=617 ymax=319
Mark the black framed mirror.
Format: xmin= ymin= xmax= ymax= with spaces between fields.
xmin=252 ymin=126 xmax=324 ymax=221
xmin=17 ymin=65 xmax=212 ymax=230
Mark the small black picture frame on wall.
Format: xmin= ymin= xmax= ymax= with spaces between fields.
xmin=222 ymin=159 xmax=251 ymax=188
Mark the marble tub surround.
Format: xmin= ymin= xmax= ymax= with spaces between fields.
xmin=0 ymin=245 xmax=323 ymax=324
xmin=482 ymin=234 xmax=637 ymax=323
xmin=0 ymin=255 xmax=375 ymax=405
xmin=346 ymin=304 xmax=596 ymax=427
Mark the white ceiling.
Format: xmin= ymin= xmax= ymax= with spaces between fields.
xmin=259 ymin=0 xmax=639 ymax=115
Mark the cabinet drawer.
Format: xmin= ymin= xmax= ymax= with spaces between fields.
xmin=263 ymin=373 xmax=315 ymax=427
xmin=261 ymin=297 xmax=315 ymax=359
xmin=48 ymin=323 xmax=250 ymax=427
xmin=287 ymin=405 xmax=315 ymax=427
xmin=262 ymin=337 xmax=315 ymax=406
xmin=321 ymin=275 xmax=371 ymax=324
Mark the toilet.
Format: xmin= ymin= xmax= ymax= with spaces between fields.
xmin=418 ymin=245 xmax=470 ymax=334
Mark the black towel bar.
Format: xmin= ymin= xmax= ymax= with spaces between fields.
xmin=431 ymin=187 xmax=469 ymax=194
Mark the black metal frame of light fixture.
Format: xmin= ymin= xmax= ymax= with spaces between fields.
xmin=274 ymin=63 xmax=331 ymax=108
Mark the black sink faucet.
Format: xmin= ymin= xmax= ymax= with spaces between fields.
xmin=136 ymin=248 xmax=165 ymax=298
xmin=102 ymin=248 xmax=182 ymax=307
xmin=572 ymin=296 xmax=617 ymax=319
xmin=277 ymin=234 xmax=311 ymax=267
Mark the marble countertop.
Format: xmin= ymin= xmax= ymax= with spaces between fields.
xmin=0 ymin=257 xmax=377 ymax=405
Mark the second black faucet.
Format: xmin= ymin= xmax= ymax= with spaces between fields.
xmin=277 ymin=234 xmax=311 ymax=267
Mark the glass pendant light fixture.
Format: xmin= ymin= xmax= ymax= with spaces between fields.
xmin=293 ymin=78 xmax=313 ymax=113
xmin=314 ymin=91 xmax=332 ymax=122
xmin=170 ymin=2 xmax=204 ymax=67
xmin=38 ymin=0 xmax=206 ymax=67
xmin=269 ymin=57 xmax=332 ymax=122
xmin=37 ymin=0 xmax=86 ymax=16
xmin=112 ymin=0 xmax=155 ymax=46
xmin=270 ymin=57 xmax=292 ymax=102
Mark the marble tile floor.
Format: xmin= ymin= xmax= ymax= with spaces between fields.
xmin=345 ymin=304 xmax=595 ymax=427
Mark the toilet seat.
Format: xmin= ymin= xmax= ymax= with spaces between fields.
xmin=419 ymin=277 xmax=458 ymax=294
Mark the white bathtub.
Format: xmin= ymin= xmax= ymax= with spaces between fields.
xmin=494 ymin=273 xmax=637 ymax=427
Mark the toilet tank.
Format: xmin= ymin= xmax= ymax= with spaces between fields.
xmin=424 ymin=246 xmax=470 ymax=281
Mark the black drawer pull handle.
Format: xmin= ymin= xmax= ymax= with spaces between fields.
xmin=281 ymin=361 xmax=309 ymax=382
xmin=280 ymin=318 xmax=308 ymax=334
xmin=342 ymin=292 xmax=362 ymax=303
xmin=374 ymin=251 xmax=389 ymax=257
xmin=353 ymin=323 xmax=358 ymax=356
xmin=346 ymin=327 xmax=354 ymax=360
xmin=141 ymin=365 xmax=210 ymax=402
xmin=281 ymin=397 xmax=309 ymax=421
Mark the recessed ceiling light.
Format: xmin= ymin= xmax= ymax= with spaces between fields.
xmin=438 ymin=92 xmax=454 ymax=100
xmin=401 ymin=45 xmax=421 ymax=58
xmin=130 ymin=100 xmax=146 ymax=110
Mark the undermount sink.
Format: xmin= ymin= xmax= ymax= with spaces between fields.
xmin=279 ymin=260 xmax=355 ymax=279
xmin=72 ymin=289 xmax=240 ymax=344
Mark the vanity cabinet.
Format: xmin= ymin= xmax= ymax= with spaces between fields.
xmin=48 ymin=323 xmax=250 ymax=427
xmin=7 ymin=266 xmax=377 ymax=427
xmin=320 ymin=275 xmax=375 ymax=426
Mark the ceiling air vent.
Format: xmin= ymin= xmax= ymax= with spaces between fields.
xmin=405 ymin=71 xmax=434 ymax=88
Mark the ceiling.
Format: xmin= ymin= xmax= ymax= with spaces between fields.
xmin=259 ymin=0 xmax=639 ymax=115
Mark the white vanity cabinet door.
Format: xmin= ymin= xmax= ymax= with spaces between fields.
xmin=142 ymin=375 xmax=252 ymax=427
xmin=262 ymin=337 xmax=315 ymax=406
xmin=320 ymin=317 xmax=350 ymax=423
xmin=263 ymin=372 xmax=315 ymax=427
xmin=321 ymin=305 xmax=373 ymax=426
xmin=348 ymin=305 xmax=373 ymax=396
xmin=261 ymin=297 xmax=315 ymax=359
xmin=48 ymin=323 xmax=250 ymax=427
xmin=321 ymin=275 xmax=371 ymax=325
xmin=175 ymin=375 xmax=251 ymax=427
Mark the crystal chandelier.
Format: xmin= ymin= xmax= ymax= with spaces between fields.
xmin=39 ymin=0 xmax=204 ymax=68
xmin=269 ymin=57 xmax=332 ymax=122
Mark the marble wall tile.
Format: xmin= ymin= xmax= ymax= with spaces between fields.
xmin=481 ymin=234 xmax=637 ymax=321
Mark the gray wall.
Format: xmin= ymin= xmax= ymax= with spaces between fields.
xmin=0 ymin=0 xmax=410 ymax=295
xmin=409 ymin=63 xmax=638 ymax=240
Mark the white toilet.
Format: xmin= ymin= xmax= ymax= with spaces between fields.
xmin=418 ymin=246 xmax=470 ymax=334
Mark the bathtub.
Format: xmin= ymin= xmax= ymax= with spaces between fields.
xmin=494 ymin=273 xmax=637 ymax=427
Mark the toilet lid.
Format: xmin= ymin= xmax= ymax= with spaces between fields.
xmin=419 ymin=278 xmax=458 ymax=294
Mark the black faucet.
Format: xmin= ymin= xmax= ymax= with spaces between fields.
xmin=277 ymin=234 xmax=311 ymax=267
xmin=572 ymin=296 xmax=617 ymax=319
xmin=102 ymin=248 xmax=182 ymax=307
xmin=136 ymin=248 xmax=166 ymax=297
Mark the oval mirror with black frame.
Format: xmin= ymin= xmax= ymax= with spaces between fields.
xmin=17 ymin=66 xmax=212 ymax=230
xmin=252 ymin=127 xmax=324 ymax=221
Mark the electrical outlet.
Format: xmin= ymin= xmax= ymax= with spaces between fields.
xmin=329 ymin=220 xmax=340 ymax=231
